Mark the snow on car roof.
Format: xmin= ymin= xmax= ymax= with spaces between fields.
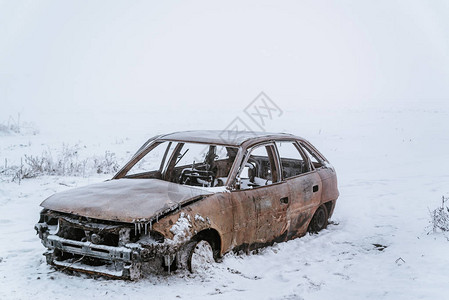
xmin=157 ymin=130 xmax=298 ymax=146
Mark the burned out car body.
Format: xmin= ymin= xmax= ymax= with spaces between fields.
xmin=35 ymin=130 xmax=339 ymax=279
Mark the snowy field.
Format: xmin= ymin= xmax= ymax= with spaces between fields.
xmin=0 ymin=102 xmax=448 ymax=300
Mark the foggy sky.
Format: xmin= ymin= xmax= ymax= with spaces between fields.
xmin=1 ymin=1 xmax=449 ymax=127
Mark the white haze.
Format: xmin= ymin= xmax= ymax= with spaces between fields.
xmin=1 ymin=0 xmax=449 ymax=136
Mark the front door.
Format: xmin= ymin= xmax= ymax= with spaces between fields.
xmin=231 ymin=143 xmax=289 ymax=250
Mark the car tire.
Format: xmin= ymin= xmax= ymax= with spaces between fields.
xmin=186 ymin=239 xmax=215 ymax=273
xmin=308 ymin=204 xmax=328 ymax=233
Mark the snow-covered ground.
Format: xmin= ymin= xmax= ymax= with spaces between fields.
xmin=0 ymin=103 xmax=448 ymax=300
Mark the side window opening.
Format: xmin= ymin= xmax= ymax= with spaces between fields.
xmin=237 ymin=144 xmax=278 ymax=190
xmin=275 ymin=141 xmax=309 ymax=179
xmin=299 ymin=142 xmax=325 ymax=169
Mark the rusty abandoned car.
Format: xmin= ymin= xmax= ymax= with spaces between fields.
xmin=35 ymin=130 xmax=339 ymax=279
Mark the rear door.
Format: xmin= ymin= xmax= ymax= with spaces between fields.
xmin=274 ymin=141 xmax=322 ymax=239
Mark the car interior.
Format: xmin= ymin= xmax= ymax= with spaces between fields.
xmin=124 ymin=142 xmax=237 ymax=188
xmin=123 ymin=140 xmax=322 ymax=189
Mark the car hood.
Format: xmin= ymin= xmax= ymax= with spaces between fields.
xmin=40 ymin=179 xmax=215 ymax=223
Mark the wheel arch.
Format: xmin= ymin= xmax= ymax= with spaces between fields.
xmin=193 ymin=228 xmax=222 ymax=258
xmin=308 ymin=202 xmax=330 ymax=233
xmin=323 ymin=200 xmax=334 ymax=218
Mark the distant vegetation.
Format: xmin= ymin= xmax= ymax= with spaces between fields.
xmin=0 ymin=144 xmax=120 ymax=183
xmin=0 ymin=114 xmax=39 ymax=135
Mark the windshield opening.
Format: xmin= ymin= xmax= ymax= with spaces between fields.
xmin=123 ymin=141 xmax=238 ymax=188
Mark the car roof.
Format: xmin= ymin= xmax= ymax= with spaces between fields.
xmin=157 ymin=130 xmax=301 ymax=146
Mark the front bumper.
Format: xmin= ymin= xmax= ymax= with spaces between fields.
xmin=43 ymin=235 xmax=142 ymax=279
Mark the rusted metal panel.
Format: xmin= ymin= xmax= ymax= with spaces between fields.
xmin=285 ymin=171 xmax=322 ymax=239
xmin=40 ymin=179 xmax=214 ymax=222
xmin=152 ymin=192 xmax=234 ymax=255
xmin=317 ymin=168 xmax=339 ymax=204
xmin=158 ymin=130 xmax=302 ymax=147
xmin=229 ymin=183 xmax=290 ymax=250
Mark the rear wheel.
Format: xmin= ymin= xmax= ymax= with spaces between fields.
xmin=308 ymin=204 xmax=328 ymax=233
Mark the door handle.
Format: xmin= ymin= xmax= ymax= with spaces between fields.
xmin=313 ymin=185 xmax=319 ymax=192
xmin=280 ymin=197 xmax=289 ymax=204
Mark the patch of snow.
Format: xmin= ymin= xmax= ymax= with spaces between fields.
xmin=194 ymin=214 xmax=205 ymax=222
xmin=169 ymin=212 xmax=192 ymax=243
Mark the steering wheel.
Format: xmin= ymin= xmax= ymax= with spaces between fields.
xmin=179 ymin=168 xmax=215 ymax=186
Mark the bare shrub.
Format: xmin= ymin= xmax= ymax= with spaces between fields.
xmin=0 ymin=124 xmax=11 ymax=134
xmin=0 ymin=144 xmax=121 ymax=183
xmin=20 ymin=144 xmax=87 ymax=178
xmin=429 ymin=196 xmax=449 ymax=233
xmin=93 ymin=151 xmax=120 ymax=174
